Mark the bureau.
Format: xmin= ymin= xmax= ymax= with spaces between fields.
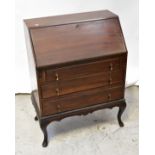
xmin=24 ymin=10 xmax=127 ymax=147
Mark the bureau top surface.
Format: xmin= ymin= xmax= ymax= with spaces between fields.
xmin=24 ymin=10 xmax=117 ymax=28
xmin=24 ymin=10 xmax=127 ymax=68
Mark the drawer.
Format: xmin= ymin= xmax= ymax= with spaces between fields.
xmin=38 ymin=56 xmax=125 ymax=83
xmin=40 ymin=70 xmax=124 ymax=99
xmin=42 ymin=86 xmax=124 ymax=116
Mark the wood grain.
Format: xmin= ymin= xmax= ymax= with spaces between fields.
xmin=24 ymin=10 xmax=117 ymax=28
xmin=40 ymin=70 xmax=124 ymax=99
xmin=38 ymin=56 xmax=123 ymax=83
xmin=30 ymin=18 xmax=126 ymax=68
xmin=24 ymin=10 xmax=128 ymax=147
xmin=42 ymin=86 xmax=124 ymax=116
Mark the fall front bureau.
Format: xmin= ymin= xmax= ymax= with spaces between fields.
xmin=24 ymin=10 xmax=127 ymax=147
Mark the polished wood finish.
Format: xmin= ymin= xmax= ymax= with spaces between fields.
xmin=42 ymin=86 xmax=124 ymax=116
xmin=24 ymin=10 xmax=117 ymax=28
xmin=40 ymin=70 xmax=124 ymax=99
xmin=30 ymin=18 xmax=126 ymax=68
xmin=24 ymin=10 xmax=127 ymax=147
xmin=38 ymin=55 xmax=124 ymax=83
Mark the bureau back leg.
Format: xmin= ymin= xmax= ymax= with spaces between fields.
xmin=40 ymin=123 xmax=48 ymax=147
xmin=34 ymin=115 xmax=38 ymax=121
xmin=117 ymin=101 xmax=126 ymax=127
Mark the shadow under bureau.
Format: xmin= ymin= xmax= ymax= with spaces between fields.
xmin=24 ymin=10 xmax=128 ymax=147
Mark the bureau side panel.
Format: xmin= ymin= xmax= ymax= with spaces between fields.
xmin=24 ymin=23 xmax=42 ymax=115
xmin=121 ymin=53 xmax=128 ymax=97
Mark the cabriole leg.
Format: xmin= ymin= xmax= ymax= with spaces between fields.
xmin=40 ymin=123 xmax=48 ymax=147
xmin=117 ymin=101 xmax=126 ymax=127
xmin=34 ymin=115 xmax=38 ymax=121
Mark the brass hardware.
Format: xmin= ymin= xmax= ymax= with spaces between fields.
xmin=109 ymin=63 xmax=113 ymax=71
xmin=34 ymin=23 xmax=39 ymax=27
xmin=108 ymin=94 xmax=111 ymax=100
xmin=58 ymin=109 xmax=61 ymax=112
xmin=57 ymin=104 xmax=61 ymax=108
xmin=57 ymin=104 xmax=61 ymax=112
xmin=55 ymin=73 xmax=59 ymax=81
xmin=56 ymin=88 xmax=60 ymax=96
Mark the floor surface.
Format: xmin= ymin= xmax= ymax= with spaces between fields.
xmin=15 ymin=86 xmax=139 ymax=155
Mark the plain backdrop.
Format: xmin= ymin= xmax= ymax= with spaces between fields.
xmin=15 ymin=0 xmax=139 ymax=93
xmin=2 ymin=1 xmax=155 ymax=155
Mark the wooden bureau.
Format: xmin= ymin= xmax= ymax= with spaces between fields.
xmin=24 ymin=10 xmax=127 ymax=147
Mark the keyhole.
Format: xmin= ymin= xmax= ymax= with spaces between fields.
xmin=75 ymin=24 xmax=80 ymax=29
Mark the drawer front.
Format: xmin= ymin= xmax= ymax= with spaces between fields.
xmin=42 ymin=87 xmax=124 ymax=116
xmin=40 ymin=70 xmax=124 ymax=99
xmin=38 ymin=56 xmax=125 ymax=84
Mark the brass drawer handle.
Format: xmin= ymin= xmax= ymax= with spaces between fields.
xmin=57 ymin=104 xmax=61 ymax=109
xmin=108 ymin=94 xmax=111 ymax=100
xmin=109 ymin=63 xmax=113 ymax=71
xmin=56 ymin=88 xmax=60 ymax=96
xmin=57 ymin=104 xmax=61 ymax=112
xmin=55 ymin=73 xmax=59 ymax=81
xmin=58 ymin=109 xmax=61 ymax=112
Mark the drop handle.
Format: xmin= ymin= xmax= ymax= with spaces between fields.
xmin=57 ymin=104 xmax=61 ymax=109
xmin=55 ymin=73 xmax=59 ymax=81
xmin=108 ymin=94 xmax=111 ymax=100
xmin=56 ymin=88 xmax=60 ymax=96
xmin=109 ymin=63 xmax=113 ymax=71
xmin=57 ymin=104 xmax=61 ymax=112
xmin=57 ymin=109 xmax=61 ymax=112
